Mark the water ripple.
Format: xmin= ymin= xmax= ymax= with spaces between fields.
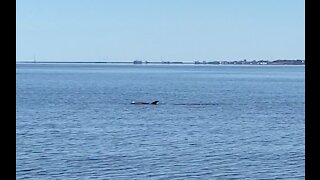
xmin=16 ymin=64 xmax=305 ymax=179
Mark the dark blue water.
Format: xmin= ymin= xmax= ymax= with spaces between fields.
xmin=16 ymin=64 xmax=305 ymax=179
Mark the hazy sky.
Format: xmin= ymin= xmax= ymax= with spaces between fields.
xmin=16 ymin=0 xmax=305 ymax=62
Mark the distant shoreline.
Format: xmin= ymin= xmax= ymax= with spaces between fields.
xmin=16 ymin=60 xmax=305 ymax=65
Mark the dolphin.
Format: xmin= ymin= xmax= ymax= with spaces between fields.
xmin=131 ymin=100 xmax=159 ymax=105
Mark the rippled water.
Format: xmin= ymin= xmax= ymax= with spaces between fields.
xmin=16 ymin=64 xmax=305 ymax=179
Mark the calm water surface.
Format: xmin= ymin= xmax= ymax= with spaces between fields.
xmin=16 ymin=64 xmax=305 ymax=179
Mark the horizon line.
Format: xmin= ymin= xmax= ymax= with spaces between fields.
xmin=16 ymin=59 xmax=305 ymax=62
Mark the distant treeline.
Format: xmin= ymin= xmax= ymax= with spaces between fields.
xmin=133 ymin=59 xmax=305 ymax=65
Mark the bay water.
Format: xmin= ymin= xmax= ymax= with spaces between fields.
xmin=16 ymin=64 xmax=305 ymax=179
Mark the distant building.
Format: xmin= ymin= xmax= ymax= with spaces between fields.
xmin=133 ymin=60 xmax=143 ymax=64
xmin=208 ymin=61 xmax=220 ymax=64
xmin=257 ymin=60 xmax=268 ymax=65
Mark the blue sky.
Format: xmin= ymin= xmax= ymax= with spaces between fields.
xmin=16 ymin=0 xmax=305 ymax=62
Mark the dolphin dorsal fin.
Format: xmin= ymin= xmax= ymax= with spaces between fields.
xmin=151 ymin=101 xmax=159 ymax=105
